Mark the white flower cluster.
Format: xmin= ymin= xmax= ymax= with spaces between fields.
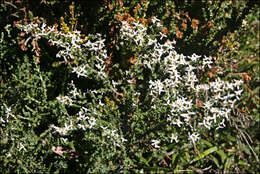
xmin=119 ymin=18 xmax=244 ymax=144
xmin=76 ymin=107 xmax=97 ymax=130
xmin=51 ymin=119 xmax=74 ymax=136
xmin=18 ymin=22 xmax=128 ymax=148
xmin=0 ymin=105 xmax=16 ymax=124
xmin=101 ymin=126 xmax=128 ymax=147
xmin=120 ymin=21 xmax=147 ymax=47
xmin=55 ymin=81 xmax=127 ymax=147
xmin=17 ymin=22 xmax=108 ymax=81
xmin=17 ymin=17 xmax=244 ymax=148
xmin=56 ymin=95 xmax=73 ymax=105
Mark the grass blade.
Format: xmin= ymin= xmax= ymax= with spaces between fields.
xmin=190 ymin=146 xmax=218 ymax=164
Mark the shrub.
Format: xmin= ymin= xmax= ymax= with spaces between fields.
xmin=0 ymin=13 xmax=249 ymax=172
xmin=0 ymin=0 xmax=259 ymax=173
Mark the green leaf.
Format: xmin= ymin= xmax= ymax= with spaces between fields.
xmin=216 ymin=150 xmax=227 ymax=164
xmin=253 ymin=86 xmax=260 ymax=94
xmin=135 ymin=152 xmax=149 ymax=166
xmin=200 ymin=138 xmax=213 ymax=147
xmin=210 ymin=155 xmax=221 ymax=168
xmin=190 ymin=146 xmax=218 ymax=164
xmin=171 ymin=153 xmax=178 ymax=166
xmin=240 ymin=143 xmax=251 ymax=155
xmin=238 ymin=160 xmax=249 ymax=166
xmin=52 ymin=61 xmax=62 ymax=67
xmin=224 ymin=155 xmax=234 ymax=172
xmin=39 ymin=127 xmax=52 ymax=138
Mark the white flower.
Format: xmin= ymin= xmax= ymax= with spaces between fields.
xmin=52 ymin=125 xmax=69 ymax=136
xmin=225 ymin=82 xmax=234 ymax=90
xmin=178 ymin=54 xmax=188 ymax=65
xmin=111 ymin=80 xmax=119 ymax=88
xmin=149 ymin=80 xmax=165 ymax=95
xmin=151 ymin=17 xmax=160 ymax=24
xmin=200 ymin=116 xmax=212 ymax=129
xmin=223 ymin=108 xmax=231 ymax=119
xmin=88 ymin=117 xmax=96 ymax=129
xmin=56 ymin=95 xmax=73 ymax=105
xmin=159 ymin=32 xmax=167 ymax=40
xmin=188 ymin=54 xmax=201 ymax=62
xmin=77 ymin=123 xmax=86 ymax=130
xmin=72 ymin=65 xmax=89 ymax=78
xmin=0 ymin=117 xmax=5 ymax=123
xmin=4 ymin=106 xmax=16 ymax=121
xmin=202 ymin=56 xmax=213 ymax=68
xmin=210 ymin=107 xmax=219 ymax=114
xmin=188 ymin=132 xmax=200 ymax=144
xmin=69 ymin=88 xmax=80 ymax=99
xmin=180 ymin=113 xmax=191 ymax=123
xmin=99 ymin=100 xmax=105 ymax=106
xmin=172 ymin=118 xmax=183 ymax=127
xmin=216 ymin=119 xmax=226 ymax=130
xmin=147 ymin=38 xmax=157 ymax=46
xmin=151 ymin=139 xmax=160 ymax=149
xmin=64 ymin=120 xmax=73 ymax=131
xmin=203 ymin=101 xmax=213 ymax=110
xmin=235 ymin=89 xmax=243 ymax=96
xmin=18 ymin=142 xmax=26 ymax=151
xmin=186 ymin=71 xmax=198 ymax=85
xmin=196 ymin=84 xmax=210 ymax=91
xmin=170 ymin=133 xmax=179 ymax=143
xmin=234 ymin=79 xmax=243 ymax=86
xmin=185 ymin=65 xmax=196 ymax=72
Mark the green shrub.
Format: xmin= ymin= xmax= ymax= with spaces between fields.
xmin=0 ymin=0 xmax=259 ymax=173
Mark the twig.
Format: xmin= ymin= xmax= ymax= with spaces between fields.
xmin=239 ymin=129 xmax=259 ymax=162
xmin=189 ymin=165 xmax=203 ymax=174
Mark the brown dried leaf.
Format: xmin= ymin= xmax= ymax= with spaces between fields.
xmin=134 ymin=4 xmax=141 ymax=13
xmin=175 ymin=27 xmax=183 ymax=39
xmin=117 ymin=0 xmax=123 ymax=7
xmin=181 ymin=11 xmax=191 ymax=21
xmin=108 ymin=3 xmax=113 ymax=10
xmin=242 ymin=73 xmax=251 ymax=82
xmin=208 ymin=72 xmax=215 ymax=78
xmin=207 ymin=21 xmax=214 ymax=28
xmin=181 ymin=22 xmax=187 ymax=30
xmin=192 ymin=19 xmax=200 ymax=30
xmin=196 ymin=101 xmax=203 ymax=108
xmin=52 ymin=146 xmax=64 ymax=156
xmin=129 ymin=56 xmax=137 ymax=64
xmin=18 ymin=39 xmax=27 ymax=51
xmin=161 ymin=27 xmax=168 ymax=35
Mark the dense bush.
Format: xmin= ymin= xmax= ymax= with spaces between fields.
xmin=0 ymin=0 xmax=259 ymax=173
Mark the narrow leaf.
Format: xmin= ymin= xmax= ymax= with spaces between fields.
xmin=200 ymin=138 xmax=213 ymax=147
xmin=216 ymin=150 xmax=227 ymax=164
xmin=210 ymin=155 xmax=220 ymax=168
xmin=224 ymin=156 xmax=233 ymax=173
xmin=190 ymin=146 xmax=218 ymax=164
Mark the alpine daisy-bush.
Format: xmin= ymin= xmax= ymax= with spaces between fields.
xmin=10 ymin=16 xmax=244 ymax=171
